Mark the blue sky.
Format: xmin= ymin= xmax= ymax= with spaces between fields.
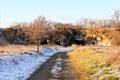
xmin=0 ymin=0 xmax=120 ymax=27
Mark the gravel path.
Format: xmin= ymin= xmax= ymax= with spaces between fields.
xmin=28 ymin=52 xmax=79 ymax=80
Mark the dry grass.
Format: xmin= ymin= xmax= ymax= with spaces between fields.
xmin=68 ymin=46 xmax=120 ymax=80
xmin=111 ymin=32 xmax=120 ymax=46
xmin=109 ymin=46 xmax=120 ymax=64
xmin=0 ymin=45 xmax=37 ymax=56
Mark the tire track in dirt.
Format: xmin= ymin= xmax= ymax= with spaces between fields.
xmin=59 ymin=52 xmax=79 ymax=80
xmin=27 ymin=53 xmax=59 ymax=80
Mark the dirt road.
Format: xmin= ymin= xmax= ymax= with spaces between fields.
xmin=28 ymin=52 xmax=79 ymax=80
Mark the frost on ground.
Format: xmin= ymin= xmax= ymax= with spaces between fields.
xmin=50 ymin=54 xmax=63 ymax=79
xmin=0 ymin=45 xmax=71 ymax=80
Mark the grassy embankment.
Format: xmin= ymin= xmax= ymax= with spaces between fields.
xmin=68 ymin=46 xmax=120 ymax=80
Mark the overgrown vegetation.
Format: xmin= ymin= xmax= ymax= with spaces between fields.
xmin=0 ymin=9 xmax=120 ymax=51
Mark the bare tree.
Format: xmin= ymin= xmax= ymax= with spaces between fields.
xmin=30 ymin=16 xmax=50 ymax=52
xmin=114 ymin=9 xmax=120 ymax=22
xmin=111 ymin=9 xmax=120 ymax=28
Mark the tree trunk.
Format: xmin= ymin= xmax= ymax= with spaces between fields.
xmin=37 ymin=45 xmax=39 ymax=52
xmin=36 ymin=40 xmax=40 ymax=52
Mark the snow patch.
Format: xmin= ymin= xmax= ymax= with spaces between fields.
xmin=0 ymin=46 xmax=71 ymax=80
